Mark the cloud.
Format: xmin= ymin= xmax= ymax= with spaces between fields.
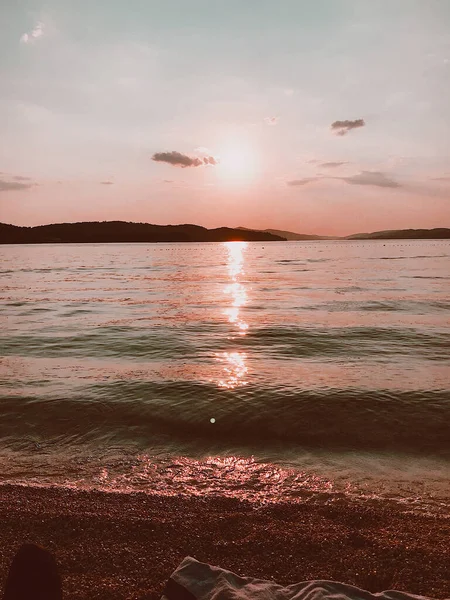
xmin=0 ymin=178 xmax=34 ymax=192
xmin=338 ymin=171 xmax=400 ymax=188
xmin=264 ymin=116 xmax=279 ymax=126
xmin=13 ymin=175 xmax=32 ymax=181
xmin=20 ymin=21 xmax=44 ymax=44
xmin=100 ymin=181 xmax=114 ymax=185
xmin=286 ymin=171 xmax=400 ymax=189
xmin=203 ymin=155 xmax=218 ymax=165
xmin=152 ymin=151 xmax=218 ymax=168
xmin=286 ymin=178 xmax=318 ymax=186
xmin=431 ymin=176 xmax=450 ymax=181
xmin=320 ymin=161 xmax=348 ymax=168
xmin=331 ymin=118 xmax=365 ymax=136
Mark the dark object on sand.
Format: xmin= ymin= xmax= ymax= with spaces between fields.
xmin=3 ymin=544 xmax=62 ymax=600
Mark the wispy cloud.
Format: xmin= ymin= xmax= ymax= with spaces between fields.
xmin=13 ymin=175 xmax=32 ymax=181
xmin=331 ymin=119 xmax=365 ymax=136
xmin=320 ymin=161 xmax=348 ymax=168
xmin=431 ymin=176 xmax=450 ymax=181
xmin=264 ymin=116 xmax=279 ymax=126
xmin=338 ymin=171 xmax=400 ymax=188
xmin=20 ymin=21 xmax=44 ymax=44
xmin=286 ymin=171 xmax=400 ymax=189
xmin=152 ymin=151 xmax=218 ymax=168
xmin=202 ymin=155 xmax=218 ymax=165
xmin=100 ymin=181 xmax=114 ymax=185
xmin=286 ymin=178 xmax=319 ymax=186
xmin=0 ymin=178 xmax=35 ymax=192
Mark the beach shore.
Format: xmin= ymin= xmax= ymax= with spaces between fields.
xmin=0 ymin=485 xmax=448 ymax=600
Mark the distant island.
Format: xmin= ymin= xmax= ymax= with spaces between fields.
xmin=239 ymin=227 xmax=450 ymax=241
xmin=237 ymin=227 xmax=338 ymax=240
xmin=344 ymin=228 xmax=450 ymax=240
xmin=1 ymin=222 xmax=449 ymax=244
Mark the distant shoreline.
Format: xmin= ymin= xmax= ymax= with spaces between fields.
xmin=1 ymin=221 xmax=449 ymax=244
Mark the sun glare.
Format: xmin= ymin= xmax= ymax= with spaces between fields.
xmin=216 ymin=141 xmax=259 ymax=184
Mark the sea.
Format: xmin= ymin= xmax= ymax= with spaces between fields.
xmin=1 ymin=240 xmax=449 ymax=513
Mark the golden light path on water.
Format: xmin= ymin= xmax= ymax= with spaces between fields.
xmin=91 ymin=455 xmax=338 ymax=504
xmin=87 ymin=454 xmax=448 ymax=514
xmin=217 ymin=242 xmax=249 ymax=389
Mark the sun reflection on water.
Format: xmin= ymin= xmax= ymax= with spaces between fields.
xmin=217 ymin=242 xmax=249 ymax=389
xmin=90 ymin=455 xmax=338 ymax=504
xmin=226 ymin=241 xmax=246 ymax=277
xmin=223 ymin=242 xmax=248 ymax=335
xmin=217 ymin=351 xmax=248 ymax=388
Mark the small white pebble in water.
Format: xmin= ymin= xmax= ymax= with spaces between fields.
xmin=210 ymin=418 xmax=216 ymax=424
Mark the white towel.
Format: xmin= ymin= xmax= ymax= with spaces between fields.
xmin=162 ymin=556 xmax=442 ymax=600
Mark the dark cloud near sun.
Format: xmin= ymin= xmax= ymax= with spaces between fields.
xmin=338 ymin=171 xmax=400 ymax=188
xmin=0 ymin=178 xmax=35 ymax=192
xmin=320 ymin=161 xmax=348 ymax=168
xmin=152 ymin=151 xmax=202 ymax=168
xmin=331 ymin=119 xmax=365 ymax=136
xmin=152 ymin=151 xmax=218 ymax=168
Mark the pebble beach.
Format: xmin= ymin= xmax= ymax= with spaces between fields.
xmin=0 ymin=485 xmax=448 ymax=600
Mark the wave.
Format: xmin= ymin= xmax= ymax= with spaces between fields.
xmin=371 ymin=255 xmax=448 ymax=260
xmin=310 ymin=300 xmax=450 ymax=312
xmin=1 ymin=325 xmax=448 ymax=360
xmin=1 ymin=385 xmax=449 ymax=457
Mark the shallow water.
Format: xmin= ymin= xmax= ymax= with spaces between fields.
xmin=1 ymin=240 xmax=449 ymax=511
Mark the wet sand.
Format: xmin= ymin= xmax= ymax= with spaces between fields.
xmin=0 ymin=485 xmax=448 ymax=600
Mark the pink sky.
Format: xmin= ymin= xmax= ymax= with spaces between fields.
xmin=1 ymin=1 xmax=449 ymax=235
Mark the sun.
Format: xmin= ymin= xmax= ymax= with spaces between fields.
xmin=216 ymin=141 xmax=259 ymax=184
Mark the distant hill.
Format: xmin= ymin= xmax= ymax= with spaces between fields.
xmin=345 ymin=228 xmax=450 ymax=240
xmin=237 ymin=227 xmax=333 ymax=240
xmin=1 ymin=222 xmax=449 ymax=244
xmin=0 ymin=221 xmax=285 ymax=244
xmin=263 ymin=228 xmax=337 ymax=240
xmin=239 ymin=226 xmax=450 ymax=240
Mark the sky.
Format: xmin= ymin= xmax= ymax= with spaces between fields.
xmin=0 ymin=0 xmax=449 ymax=235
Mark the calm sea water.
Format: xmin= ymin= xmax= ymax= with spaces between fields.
xmin=1 ymin=240 xmax=449 ymax=511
